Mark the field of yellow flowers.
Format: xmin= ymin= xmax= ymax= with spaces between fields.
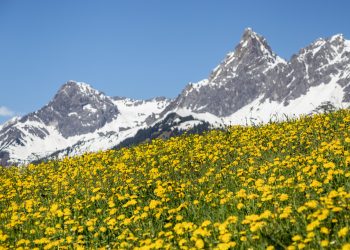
xmin=1 ymin=110 xmax=350 ymax=249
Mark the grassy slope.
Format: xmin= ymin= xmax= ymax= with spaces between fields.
xmin=0 ymin=110 xmax=350 ymax=249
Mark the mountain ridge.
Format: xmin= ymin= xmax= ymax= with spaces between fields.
xmin=1 ymin=28 xmax=350 ymax=166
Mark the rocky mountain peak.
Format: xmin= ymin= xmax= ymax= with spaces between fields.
xmin=327 ymin=34 xmax=349 ymax=55
xmin=299 ymin=34 xmax=348 ymax=58
xmin=232 ymin=28 xmax=284 ymax=65
xmin=35 ymin=81 xmax=119 ymax=138
xmin=209 ymin=29 xmax=285 ymax=83
xmin=55 ymin=80 xmax=105 ymax=101
xmin=329 ymin=33 xmax=344 ymax=44
xmin=61 ymin=80 xmax=87 ymax=89
xmin=238 ymin=27 xmax=273 ymax=54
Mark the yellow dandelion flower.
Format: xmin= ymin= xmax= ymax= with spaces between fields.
xmin=279 ymin=193 xmax=289 ymax=201
xmin=320 ymin=240 xmax=329 ymax=247
xmin=338 ymin=227 xmax=349 ymax=237
xmin=195 ymin=239 xmax=205 ymax=249
xmin=219 ymin=233 xmax=231 ymax=243
xmin=342 ymin=243 xmax=350 ymax=250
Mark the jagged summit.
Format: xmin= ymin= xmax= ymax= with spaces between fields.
xmin=62 ymin=80 xmax=90 ymax=88
xmin=236 ymin=28 xmax=283 ymax=59
xmin=59 ymin=80 xmax=90 ymax=91
xmin=243 ymin=27 xmax=254 ymax=34
xmin=209 ymin=29 xmax=285 ymax=83
xmin=238 ymin=27 xmax=273 ymax=53
xmin=237 ymin=28 xmax=286 ymax=65
xmin=49 ymin=81 xmax=112 ymax=113
xmin=241 ymin=27 xmax=263 ymax=40
xmin=56 ymin=80 xmax=104 ymax=99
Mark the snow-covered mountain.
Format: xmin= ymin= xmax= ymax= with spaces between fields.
xmin=0 ymin=81 xmax=170 ymax=165
xmin=1 ymin=28 xmax=350 ymax=165
xmin=160 ymin=28 xmax=350 ymax=125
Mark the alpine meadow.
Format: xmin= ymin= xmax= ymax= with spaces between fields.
xmin=1 ymin=1 xmax=350 ymax=250
xmin=1 ymin=110 xmax=350 ymax=249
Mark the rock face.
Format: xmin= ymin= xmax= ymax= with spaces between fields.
xmin=1 ymin=28 xmax=350 ymax=166
xmin=35 ymin=81 xmax=119 ymax=138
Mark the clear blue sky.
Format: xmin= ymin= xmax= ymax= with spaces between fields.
xmin=0 ymin=0 xmax=349 ymax=124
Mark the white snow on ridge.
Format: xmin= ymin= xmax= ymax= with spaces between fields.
xmin=112 ymin=98 xmax=170 ymax=128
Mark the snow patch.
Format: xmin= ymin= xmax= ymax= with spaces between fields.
xmin=311 ymin=39 xmax=326 ymax=55
xmin=68 ymin=112 xmax=78 ymax=117
xmin=83 ymin=104 xmax=97 ymax=113
xmin=174 ymin=120 xmax=203 ymax=131
xmin=344 ymin=39 xmax=350 ymax=52
xmin=0 ymin=116 xmax=20 ymax=130
xmin=329 ymin=34 xmax=344 ymax=43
